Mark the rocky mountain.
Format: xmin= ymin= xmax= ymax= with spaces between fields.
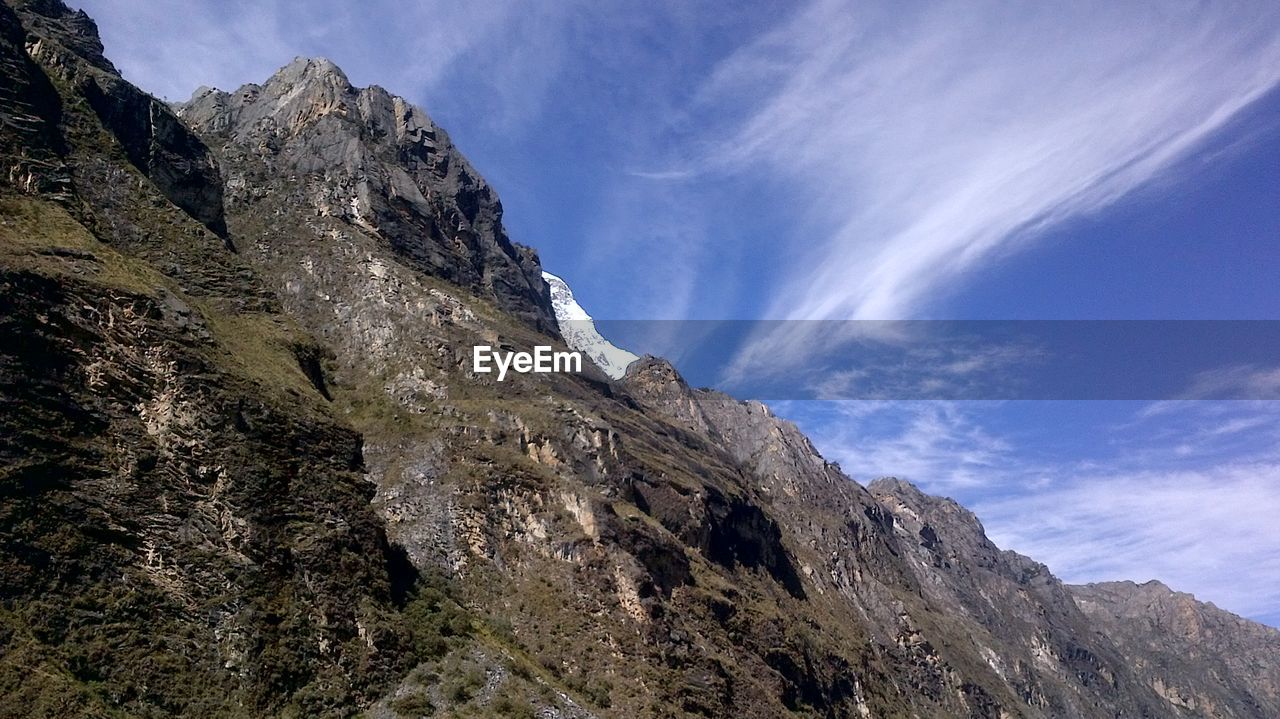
xmin=1069 ymin=580 xmax=1280 ymax=717
xmin=176 ymin=55 xmax=555 ymax=331
xmin=1 ymin=2 xmax=1276 ymax=717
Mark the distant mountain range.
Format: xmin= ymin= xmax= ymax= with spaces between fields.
xmin=1 ymin=1 xmax=1276 ymax=716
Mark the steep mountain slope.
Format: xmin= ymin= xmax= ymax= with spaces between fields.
xmin=1 ymin=2 xmax=1277 ymax=717
xmin=0 ymin=3 xmax=427 ymax=716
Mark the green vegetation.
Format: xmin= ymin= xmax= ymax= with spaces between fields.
xmin=0 ymin=197 xmax=165 ymax=292
xmin=403 ymin=575 xmax=474 ymax=662
xmin=489 ymin=690 xmax=537 ymax=719
xmin=201 ymin=308 xmax=331 ymax=406
xmin=388 ymin=691 xmax=435 ymax=717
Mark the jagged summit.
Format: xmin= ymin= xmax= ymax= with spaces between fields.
xmin=279 ymin=55 xmax=348 ymax=81
xmin=185 ymin=57 xmax=353 ymax=118
xmin=3 ymin=0 xmax=227 ymax=237
xmin=177 ymin=55 xmax=557 ymax=329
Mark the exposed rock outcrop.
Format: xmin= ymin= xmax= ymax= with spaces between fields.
xmin=0 ymin=0 xmax=68 ymax=193
xmin=12 ymin=0 xmax=227 ymax=237
xmin=176 ymin=57 xmax=555 ymax=330
xmin=1070 ymin=580 xmax=1280 ymax=717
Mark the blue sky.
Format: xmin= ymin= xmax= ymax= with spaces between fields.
xmin=75 ymin=1 xmax=1280 ymax=624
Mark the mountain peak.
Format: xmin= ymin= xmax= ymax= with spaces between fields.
xmin=269 ymin=56 xmax=353 ymax=93
xmin=176 ymin=59 xmax=557 ymax=328
xmin=284 ymin=55 xmax=346 ymax=76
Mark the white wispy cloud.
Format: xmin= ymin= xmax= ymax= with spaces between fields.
xmin=698 ymin=0 xmax=1280 ymax=320
xmin=1120 ymin=399 xmax=1280 ymax=462
xmin=718 ymin=320 xmax=1049 ymax=398
xmin=73 ymin=0 xmax=295 ymax=100
xmin=784 ymin=400 xmax=1018 ymax=489
xmin=1183 ymin=364 xmax=1280 ymax=400
xmin=976 ymin=463 xmax=1280 ymax=623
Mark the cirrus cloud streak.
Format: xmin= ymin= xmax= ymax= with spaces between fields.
xmin=697 ymin=0 xmax=1280 ymax=320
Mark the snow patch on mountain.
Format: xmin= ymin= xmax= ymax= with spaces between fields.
xmin=543 ymin=271 xmax=638 ymax=379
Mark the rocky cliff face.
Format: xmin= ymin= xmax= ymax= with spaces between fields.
xmin=1 ymin=3 xmax=1277 ymax=717
xmin=1 ymin=3 xmax=424 ymax=716
xmin=175 ymin=57 xmax=555 ymax=330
